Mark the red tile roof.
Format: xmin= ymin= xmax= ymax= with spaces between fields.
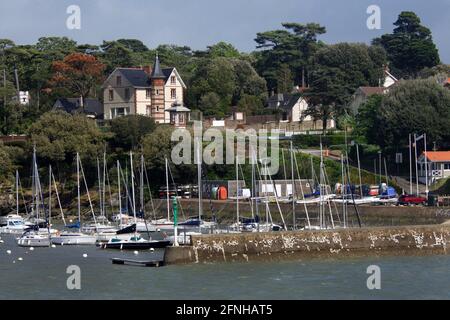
xmin=359 ymin=87 xmax=385 ymax=96
xmin=423 ymin=151 xmax=450 ymax=162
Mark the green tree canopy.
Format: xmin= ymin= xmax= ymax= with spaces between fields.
xmin=254 ymin=22 xmax=326 ymax=91
xmin=354 ymin=94 xmax=383 ymax=145
xmin=29 ymin=111 xmax=107 ymax=163
xmin=373 ymin=11 xmax=440 ymax=78
xmin=0 ymin=143 xmax=15 ymax=184
xmin=110 ymin=115 xmax=156 ymax=151
xmin=306 ymin=43 xmax=387 ymax=131
xmin=376 ymin=79 xmax=450 ymax=151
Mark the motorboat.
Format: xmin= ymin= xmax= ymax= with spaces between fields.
xmin=100 ymin=235 xmax=171 ymax=250
xmin=0 ymin=216 xmax=28 ymax=234
xmin=96 ymin=224 xmax=140 ymax=243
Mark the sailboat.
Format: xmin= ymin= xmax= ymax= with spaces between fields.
xmin=51 ymin=153 xmax=97 ymax=245
xmin=82 ymin=154 xmax=118 ymax=234
xmin=0 ymin=173 xmax=28 ymax=235
xmin=18 ymin=163 xmax=54 ymax=247
xmin=96 ymin=159 xmax=142 ymax=242
xmin=101 ymin=152 xmax=170 ymax=250
xmin=167 ymin=139 xmax=214 ymax=243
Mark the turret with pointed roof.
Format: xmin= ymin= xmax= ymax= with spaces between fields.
xmin=150 ymin=54 xmax=166 ymax=79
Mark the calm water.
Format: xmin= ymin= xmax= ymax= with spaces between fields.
xmin=1 ymin=233 xmax=450 ymax=300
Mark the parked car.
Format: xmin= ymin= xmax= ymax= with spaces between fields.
xmin=397 ymin=194 xmax=427 ymax=206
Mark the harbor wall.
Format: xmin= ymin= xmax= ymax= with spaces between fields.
xmin=164 ymin=224 xmax=450 ymax=265
xmin=154 ymin=199 xmax=450 ymax=227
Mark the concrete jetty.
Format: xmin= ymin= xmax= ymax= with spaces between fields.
xmin=164 ymin=224 xmax=450 ymax=265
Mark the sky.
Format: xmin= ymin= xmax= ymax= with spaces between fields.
xmin=0 ymin=0 xmax=449 ymax=63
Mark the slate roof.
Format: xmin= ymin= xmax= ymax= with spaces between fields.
xmin=150 ymin=55 xmax=166 ymax=79
xmin=112 ymin=67 xmax=176 ymax=88
xmin=53 ymin=98 xmax=103 ymax=118
xmin=268 ymin=93 xmax=302 ymax=110
xmin=118 ymin=68 xmax=151 ymax=87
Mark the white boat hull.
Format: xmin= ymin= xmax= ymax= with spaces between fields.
xmin=96 ymin=232 xmax=140 ymax=243
xmin=17 ymin=236 xmax=51 ymax=247
xmin=51 ymin=233 xmax=97 ymax=245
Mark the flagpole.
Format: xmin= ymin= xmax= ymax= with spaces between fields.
xmin=424 ymin=133 xmax=429 ymax=199
xmin=414 ymin=134 xmax=419 ymax=196
xmin=409 ymin=134 xmax=412 ymax=195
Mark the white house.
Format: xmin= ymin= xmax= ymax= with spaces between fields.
xmin=11 ymin=91 xmax=30 ymax=105
xmin=418 ymin=151 xmax=450 ymax=185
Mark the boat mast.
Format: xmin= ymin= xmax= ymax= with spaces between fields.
xmin=130 ymin=152 xmax=137 ymax=229
xmin=414 ymin=134 xmax=419 ymax=195
xmin=77 ymin=153 xmax=81 ymax=232
xmin=356 ymin=144 xmax=363 ymax=198
xmin=341 ymin=154 xmax=346 ymax=228
xmin=97 ymin=157 xmax=102 ymax=217
xmin=319 ymin=142 xmax=323 ymax=229
xmin=409 ymin=134 xmax=413 ymax=195
xmin=197 ymin=137 xmax=203 ymax=232
xmin=16 ymin=170 xmax=19 ymax=215
xmin=165 ymin=157 xmax=170 ymax=222
xmin=236 ymin=154 xmax=239 ymax=228
xmin=48 ymin=165 xmax=52 ymax=239
xmin=290 ymin=141 xmax=296 ymax=230
xmin=140 ymin=154 xmax=144 ymax=216
xmin=117 ymin=161 xmax=122 ymax=229
xmin=103 ymin=151 xmax=106 ymax=219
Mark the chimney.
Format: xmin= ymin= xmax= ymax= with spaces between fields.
xmin=142 ymin=66 xmax=152 ymax=75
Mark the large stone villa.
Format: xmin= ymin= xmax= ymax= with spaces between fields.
xmin=101 ymin=55 xmax=186 ymax=123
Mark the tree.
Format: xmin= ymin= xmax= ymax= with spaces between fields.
xmin=376 ymin=79 xmax=450 ymax=151
xmin=0 ymin=143 xmax=14 ymax=184
xmin=141 ymin=126 xmax=196 ymax=186
xmin=110 ymin=115 xmax=156 ymax=151
xmin=100 ymin=41 xmax=134 ymax=72
xmin=189 ymin=57 xmax=236 ymax=109
xmin=35 ymin=37 xmax=77 ymax=53
xmin=276 ymin=64 xmax=293 ymax=93
xmin=199 ymin=92 xmax=224 ymax=117
xmin=254 ymin=22 xmax=326 ymax=91
xmin=49 ymin=53 xmax=105 ymax=110
xmin=354 ymin=94 xmax=383 ymax=144
xmin=195 ymin=42 xmax=241 ymax=59
xmin=306 ymin=43 xmax=386 ymax=132
xmin=29 ymin=111 xmax=107 ymax=163
xmin=116 ymin=39 xmax=149 ymax=52
xmin=231 ymin=59 xmax=267 ymax=103
xmin=237 ymin=95 xmax=265 ymax=115
xmin=373 ymin=11 xmax=440 ymax=78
